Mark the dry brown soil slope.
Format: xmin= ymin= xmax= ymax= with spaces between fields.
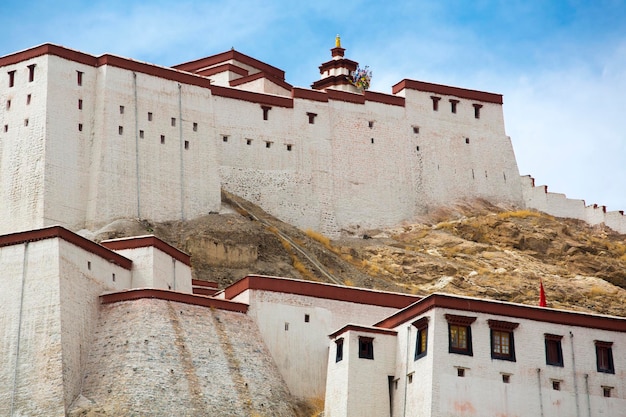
xmin=92 ymin=195 xmax=626 ymax=317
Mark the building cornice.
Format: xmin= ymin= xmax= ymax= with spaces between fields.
xmin=392 ymin=79 xmax=503 ymax=104
xmin=101 ymin=235 xmax=191 ymax=266
xmin=0 ymin=226 xmax=132 ymax=270
xmin=375 ymin=293 xmax=626 ymax=332
xmin=223 ymin=275 xmax=421 ymax=309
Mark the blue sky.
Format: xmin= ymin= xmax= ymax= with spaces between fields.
xmin=2 ymin=0 xmax=625 ymax=212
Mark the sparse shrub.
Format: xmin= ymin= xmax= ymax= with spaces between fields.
xmin=344 ymin=278 xmax=355 ymax=286
xmin=305 ymin=229 xmax=331 ymax=248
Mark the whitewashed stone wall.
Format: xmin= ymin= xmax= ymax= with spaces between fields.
xmin=400 ymin=308 xmax=626 ymax=417
xmin=0 ymin=236 xmax=130 ymax=416
xmin=230 ymin=288 xmax=403 ymax=399
xmin=521 ymin=175 xmax=626 ymax=233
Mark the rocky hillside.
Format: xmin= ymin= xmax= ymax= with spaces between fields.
xmin=88 ymin=193 xmax=626 ymax=317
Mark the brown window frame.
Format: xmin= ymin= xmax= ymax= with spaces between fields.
xmin=545 ymin=334 xmax=564 ymax=367
xmin=595 ymin=341 xmax=615 ymax=374
xmin=413 ymin=317 xmax=429 ymax=360
xmin=446 ymin=314 xmax=476 ymax=356
xmin=358 ymin=336 xmax=374 ymax=360
xmin=488 ymin=320 xmax=518 ymax=362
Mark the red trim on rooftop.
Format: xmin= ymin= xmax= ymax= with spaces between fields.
xmin=329 ymin=324 xmax=397 ymax=339
xmin=223 ymin=275 xmax=421 ymax=308
xmin=0 ymin=226 xmax=132 ymax=270
xmin=192 ymin=279 xmax=218 ymax=288
xmin=101 ymin=235 xmax=190 ymax=266
xmin=229 ymin=71 xmax=293 ymax=91
xmin=210 ymin=84 xmax=294 ymax=108
xmin=101 ymin=288 xmax=248 ymax=313
xmin=173 ymin=49 xmax=285 ymax=80
xmin=311 ymin=75 xmax=353 ymax=91
xmin=375 ymin=293 xmax=626 ymax=332
xmin=292 ymin=87 xmax=329 ymax=102
xmin=364 ymin=90 xmax=406 ymax=107
xmin=392 ymin=79 xmax=503 ymax=104
xmin=196 ymin=63 xmax=249 ymax=78
xmin=318 ymin=58 xmax=358 ymax=74
xmin=326 ymin=88 xmax=366 ymax=104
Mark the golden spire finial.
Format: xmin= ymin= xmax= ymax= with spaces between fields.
xmin=335 ymin=34 xmax=341 ymax=48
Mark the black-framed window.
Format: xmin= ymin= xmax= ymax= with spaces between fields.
xmin=545 ymin=334 xmax=564 ymax=366
xmin=595 ymin=341 xmax=615 ymax=374
xmin=413 ymin=317 xmax=429 ymax=360
xmin=359 ymin=336 xmax=374 ymax=360
xmin=488 ymin=320 xmax=518 ymax=362
xmin=445 ymin=314 xmax=476 ymax=356
xmin=335 ymin=338 xmax=344 ymax=362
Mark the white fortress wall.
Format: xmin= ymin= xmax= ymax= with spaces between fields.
xmin=58 ymin=237 xmax=132 ymax=411
xmin=44 ymin=55 xmax=97 ymax=230
xmin=0 ymin=238 xmax=65 ymax=416
xmin=329 ymin=95 xmax=419 ymax=232
xmin=0 ymin=55 xmax=48 ymax=235
xmin=226 ymin=279 xmax=416 ymax=399
xmin=399 ymin=85 xmax=524 ymax=208
xmin=521 ymin=175 xmax=626 ymax=233
xmin=85 ymin=62 xmax=220 ymax=229
xmin=217 ymin=91 xmax=330 ymax=232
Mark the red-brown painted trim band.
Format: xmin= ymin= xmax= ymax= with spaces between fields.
xmin=311 ymin=75 xmax=352 ymax=91
xmin=329 ymin=324 xmax=398 ymax=339
xmin=0 ymin=225 xmax=132 ymax=270
xmin=326 ymin=88 xmax=366 ymax=104
xmin=210 ymin=84 xmax=294 ymax=108
xmin=173 ymin=49 xmax=285 ymax=80
xmin=196 ymin=63 xmax=249 ymax=78
xmin=229 ymin=71 xmax=293 ymax=91
xmin=364 ymin=90 xmax=406 ymax=107
xmin=375 ymin=293 xmax=626 ymax=332
xmin=101 ymin=235 xmax=190 ymax=266
xmin=101 ymin=288 xmax=248 ymax=313
xmin=292 ymin=87 xmax=329 ymax=102
xmin=0 ymin=44 xmax=97 ymax=67
xmin=392 ymin=79 xmax=503 ymax=104
xmin=318 ymin=58 xmax=358 ymax=73
xmin=193 ymin=287 xmax=220 ymax=296
xmin=224 ymin=275 xmax=421 ymax=309
xmin=192 ymin=279 xmax=218 ymax=288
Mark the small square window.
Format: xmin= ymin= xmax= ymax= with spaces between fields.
xmin=8 ymin=70 xmax=16 ymax=87
xmin=184 ymin=140 xmax=189 ymax=150
xmin=286 ymin=144 xmax=292 ymax=151
xmin=284 ymin=322 xmax=289 ymax=331
xmin=358 ymin=336 xmax=374 ymax=360
xmin=78 ymin=99 xmax=83 ymax=110
xmin=139 ymin=130 xmax=144 ymax=139
xmin=112 ymin=273 xmax=116 ymax=282
xmin=368 ymin=121 xmax=374 ymax=128
xmin=457 ymin=368 xmax=465 ymax=377
xmin=416 ymin=146 xmax=420 ymax=152
xmin=3 ymin=125 xmax=8 ymax=133
xmin=148 ymin=112 xmax=153 ymax=121
xmin=473 ymin=104 xmax=483 ymax=119
xmin=24 ymin=119 xmax=29 ymax=127
xmin=5 ymin=100 xmax=10 ymax=110
xmin=408 ymin=374 xmax=413 ymax=384
xmin=304 ymin=314 xmax=310 ymax=323
xmin=502 ymin=374 xmax=510 ymax=383
xmin=77 ymin=71 xmax=83 ymax=86
xmin=78 ymin=123 xmax=83 ymax=132
xmin=603 ymin=387 xmax=612 ymax=398
xmin=246 ymin=139 xmax=252 ymax=145
xmin=118 ymin=126 xmax=123 ymax=135
xmin=413 ymin=126 xmax=419 ymax=134
xmin=370 ymin=138 xmax=374 ymax=144
xmin=171 ymin=117 xmax=176 ymax=127
xmin=222 ymin=135 xmax=228 ymax=142
xmin=335 ymin=338 xmax=344 ymax=362
xmin=160 ymin=135 xmax=165 ymax=144
xmin=119 ymin=105 xmax=124 ymax=114
xmin=465 ymin=138 xmax=470 ymax=144
xmin=26 ymin=94 xmax=31 ymax=105
xmin=266 ymin=141 xmax=272 ymax=148
xmin=307 ymin=112 xmax=317 ymax=124
xmin=193 ymin=122 xmax=198 ymax=132
xmin=87 ymin=261 xmax=91 ymax=270
xmin=552 ymin=380 xmax=561 ymax=391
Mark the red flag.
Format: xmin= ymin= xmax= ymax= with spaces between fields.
xmin=539 ymin=279 xmax=547 ymax=307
